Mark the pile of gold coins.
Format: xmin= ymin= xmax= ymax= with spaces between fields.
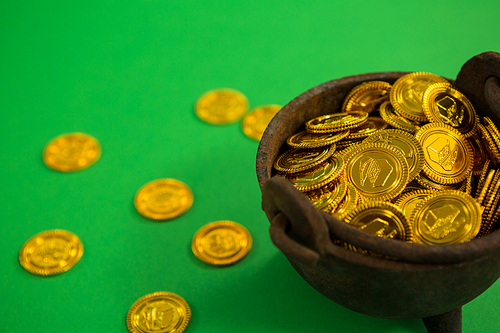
xmin=274 ymin=72 xmax=500 ymax=248
xmin=19 ymin=88 xmax=272 ymax=333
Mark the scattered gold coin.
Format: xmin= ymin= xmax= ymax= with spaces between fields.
xmin=134 ymin=179 xmax=193 ymax=220
xmin=19 ymin=229 xmax=83 ymax=276
xmin=410 ymin=190 xmax=481 ymax=244
xmin=242 ymin=104 xmax=281 ymax=141
xmin=43 ymin=132 xmax=101 ymax=172
xmin=192 ymin=220 xmax=252 ymax=266
xmin=195 ymin=88 xmax=249 ymax=124
xmin=127 ymin=292 xmax=191 ymax=333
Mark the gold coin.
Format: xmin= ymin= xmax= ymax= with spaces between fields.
xmin=363 ymin=128 xmax=424 ymax=182
xmin=305 ymin=111 xmax=369 ymax=133
xmin=242 ymin=104 xmax=281 ymax=141
xmin=287 ymin=130 xmax=350 ymax=148
xmin=413 ymin=174 xmax=464 ymax=192
xmin=415 ymin=123 xmax=473 ymax=184
xmin=191 ymin=221 xmax=252 ymax=266
xmin=284 ymin=155 xmax=345 ymax=191
xmin=394 ymin=189 xmax=435 ymax=220
xmin=42 ymin=132 xmax=101 ymax=172
xmin=127 ymin=292 xmax=191 ymax=333
xmin=134 ymin=179 xmax=193 ymax=220
xmin=477 ymin=123 xmax=500 ymax=166
xmin=379 ymin=101 xmax=420 ymax=133
xmin=342 ymin=81 xmax=392 ymax=113
xmin=19 ymin=229 xmax=83 ymax=276
xmin=475 ymin=161 xmax=492 ymax=202
xmin=422 ymin=83 xmax=478 ymax=138
xmin=274 ymin=145 xmax=336 ymax=173
xmin=467 ymin=133 xmax=489 ymax=176
xmin=343 ymin=201 xmax=413 ymax=242
xmin=305 ymin=177 xmax=347 ymax=212
xmin=332 ymin=182 xmax=359 ymax=216
xmin=195 ymin=88 xmax=249 ymax=124
xmin=410 ymin=190 xmax=481 ymax=245
xmin=343 ymin=142 xmax=409 ymax=201
xmin=390 ymin=72 xmax=449 ymax=122
xmin=347 ymin=116 xmax=388 ymax=139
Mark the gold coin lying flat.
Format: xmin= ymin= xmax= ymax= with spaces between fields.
xmin=242 ymin=104 xmax=281 ymax=141
xmin=415 ymin=123 xmax=473 ymax=184
xmin=284 ymin=155 xmax=345 ymax=191
xmin=347 ymin=116 xmax=388 ymax=139
xmin=192 ymin=221 xmax=252 ymax=266
xmin=410 ymin=190 xmax=481 ymax=245
xmin=195 ymin=88 xmax=249 ymax=124
xmin=274 ymin=145 xmax=336 ymax=173
xmin=390 ymin=72 xmax=449 ymax=122
xmin=127 ymin=292 xmax=191 ymax=333
xmin=43 ymin=132 xmax=101 ymax=172
xmin=19 ymin=229 xmax=83 ymax=276
xmin=422 ymin=83 xmax=478 ymax=138
xmin=134 ymin=179 xmax=193 ymax=220
xmin=305 ymin=111 xmax=369 ymax=133
xmin=343 ymin=201 xmax=413 ymax=242
xmin=343 ymin=142 xmax=409 ymax=202
xmin=363 ymin=128 xmax=424 ymax=182
xmin=287 ymin=130 xmax=350 ymax=148
xmin=342 ymin=81 xmax=392 ymax=114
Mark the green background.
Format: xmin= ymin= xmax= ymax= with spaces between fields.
xmin=1 ymin=1 xmax=500 ymax=332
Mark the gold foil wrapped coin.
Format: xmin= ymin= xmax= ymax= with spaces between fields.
xmin=127 ymin=292 xmax=191 ymax=333
xmin=410 ymin=190 xmax=481 ymax=245
xmin=192 ymin=220 xmax=252 ymax=266
xmin=287 ymin=130 xmax=349 ymax=149
xmin=343 ymin=142 xmax=409 ymax=202
xmin=274 ymin=145 xmax=336 ymax=173
xmin=19 ymin=229 xmax=83 ymax=276
xmin=422 ymin=83 xmax=478 ymax=138
xmin=390 ymin=72 xmax=449 ymax=122
xmin=343 ymin=201 xmax=413 ymax=243
xmin=242 ymin=104 xmax=281 ymax=141
xmin=284 ymin=155 xmax=345 ymax=192
xmin=363 ymin=129 xmax=424 ymax=182
xmin=415 ymin=123 xmax=473 ymax=184
xmin=305 ymin=111 xmax=369 ymax=133
xmin=134 ymin=179 xmax=194 ymax=220
xmin=342 ymin=81 xmax=392 ymax=114
xmin=43 ymin=132 xmax=101 ymax=172
xmin=195 ymin=88 xmax=249 ymax=124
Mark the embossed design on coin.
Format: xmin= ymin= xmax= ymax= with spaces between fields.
xmin=127 ymin=292 xmax=191 ymax=333
xmin=19 ymin=229 xmax=83 ymax=276
xmin=192 ymin=221 xmax=252 ymax=266
xmin=195 ymin=88 xmax=249 ymax=124
xmin=134 ymin=179 xmax=193 ymax=220
xmin=415 ymin=123 xmax=473 ymax=184
xmin=410 ymin=190 xmax=481 ymax=244
xmin=342 ymin=81 xmax=392 ymax=113
xmin=242 ymin=104 xmax=281 ymax=141
xmin=422 ymin=83 xmax=478 ymax=138
xmin=43 ymin=132 xmax=101 ymax=172
xmin=343 ymin=143 xmax=409 ymax=201
xmin=285 ymin=155 xmax=344 ymax=191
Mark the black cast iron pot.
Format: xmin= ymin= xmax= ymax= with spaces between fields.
xmin=256 ymin=52 xmax=500 ymax=333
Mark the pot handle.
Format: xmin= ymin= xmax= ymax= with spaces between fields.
xmin=262 ymin=176 xmax=330 ymax=265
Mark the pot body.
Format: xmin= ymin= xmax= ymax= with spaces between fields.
xmin=257 ymin=71 xmax=500 ymax=319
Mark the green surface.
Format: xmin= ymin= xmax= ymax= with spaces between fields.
xmin=1 ymin=1 xmax=500 ymax=332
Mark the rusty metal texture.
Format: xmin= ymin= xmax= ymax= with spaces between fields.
xmin=257 ymin=52 xmax=500 ymax=331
